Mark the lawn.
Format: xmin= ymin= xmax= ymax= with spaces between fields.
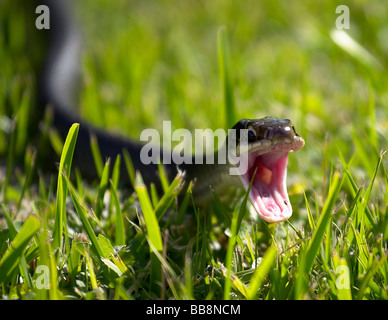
xmin=0 ymin=0 xmax=387 ymax=300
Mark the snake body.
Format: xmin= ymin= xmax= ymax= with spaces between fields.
xmin=38 ymin=0 xmax=304 ymax=222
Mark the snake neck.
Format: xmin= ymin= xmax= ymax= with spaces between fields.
xmin=178 ymin=146 xmax=243 ymax=206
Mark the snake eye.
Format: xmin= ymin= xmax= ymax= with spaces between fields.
xmin=247 ymin=126 xmax=256 ymax=141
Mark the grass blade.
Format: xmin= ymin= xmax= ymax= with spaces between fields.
xmin=296 ymin=172 xmax=342 ymax=299
xmin=357 ymin=152 xmax=383 ymax=231
xmin=357 ymin=255 xmax=387 ymax=300
xmin=15 ymin=87 xmax=31 ymax=156
xmin=0 ymin=215 xmax=40 ymax=284
xmin=122 ymin=149 xmax=135 ymax=187
xmin=65 ymin=176 xmax=105 ymax=259
xmin=332 ymin=254 xmax=352 ymax=300
xmin=305 ymin=172 xmax=342 ymax=273
xmin=109 ymin=180 xmax=125 ymax=246
xmin=246 ymin=245 xmax=277 ymax=300
xmin=1 ymin=204 xmax=33 ymax=288
xmin=134 ymin=172 xmax=163 ymax=296
xmin=157 ymin=162 xmax=170 ymax=193
xmin=52 ymin=123 xmax=79 ymax=251
xmin=4 ymin=118 xmax=17 ymax=201
xmin=95 ymin=158 xmax=111 ymax=219
xmin=90 ymin=134 xmax=104 ymax=178
xmin=330 ymin=29 xmax=383 ymax=70
xmin=111 ymin=154 xmax=121 ymax=189
xmin=155 ymin=171 xmax=184 ymax=220
xmin=17 ymin=149 xmax=36 ymax=212
xmin=223 ymin=173 xmax=253 ymax=300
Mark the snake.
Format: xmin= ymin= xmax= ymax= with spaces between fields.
xmin=38 ymin=0 xmax=304 ymax=223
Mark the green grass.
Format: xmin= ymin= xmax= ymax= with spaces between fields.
xmin=0 ymin=0 xmax=388 ymax=300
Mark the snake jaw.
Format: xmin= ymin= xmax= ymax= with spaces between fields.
xmin=240 ymin=151 xmax=292 ymax=223
xmin=237 ymin=132 xmax=304 ymax=223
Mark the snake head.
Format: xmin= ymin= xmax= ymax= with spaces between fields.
xmin=232 ymin=117 xmax=305 ymax=223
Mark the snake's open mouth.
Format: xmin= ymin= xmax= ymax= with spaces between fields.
xmin=238 ymin=135 xmax=304 ymax=223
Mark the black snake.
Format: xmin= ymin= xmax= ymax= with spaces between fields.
xmin=37 ymin=0 xmax=304 ymax=223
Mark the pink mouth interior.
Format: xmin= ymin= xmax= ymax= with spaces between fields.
xmin=242 ymin=152 xmax=291 ymax=223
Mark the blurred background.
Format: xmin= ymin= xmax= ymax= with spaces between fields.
xmin=1 ymin=0 xmax=387 ymax=194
